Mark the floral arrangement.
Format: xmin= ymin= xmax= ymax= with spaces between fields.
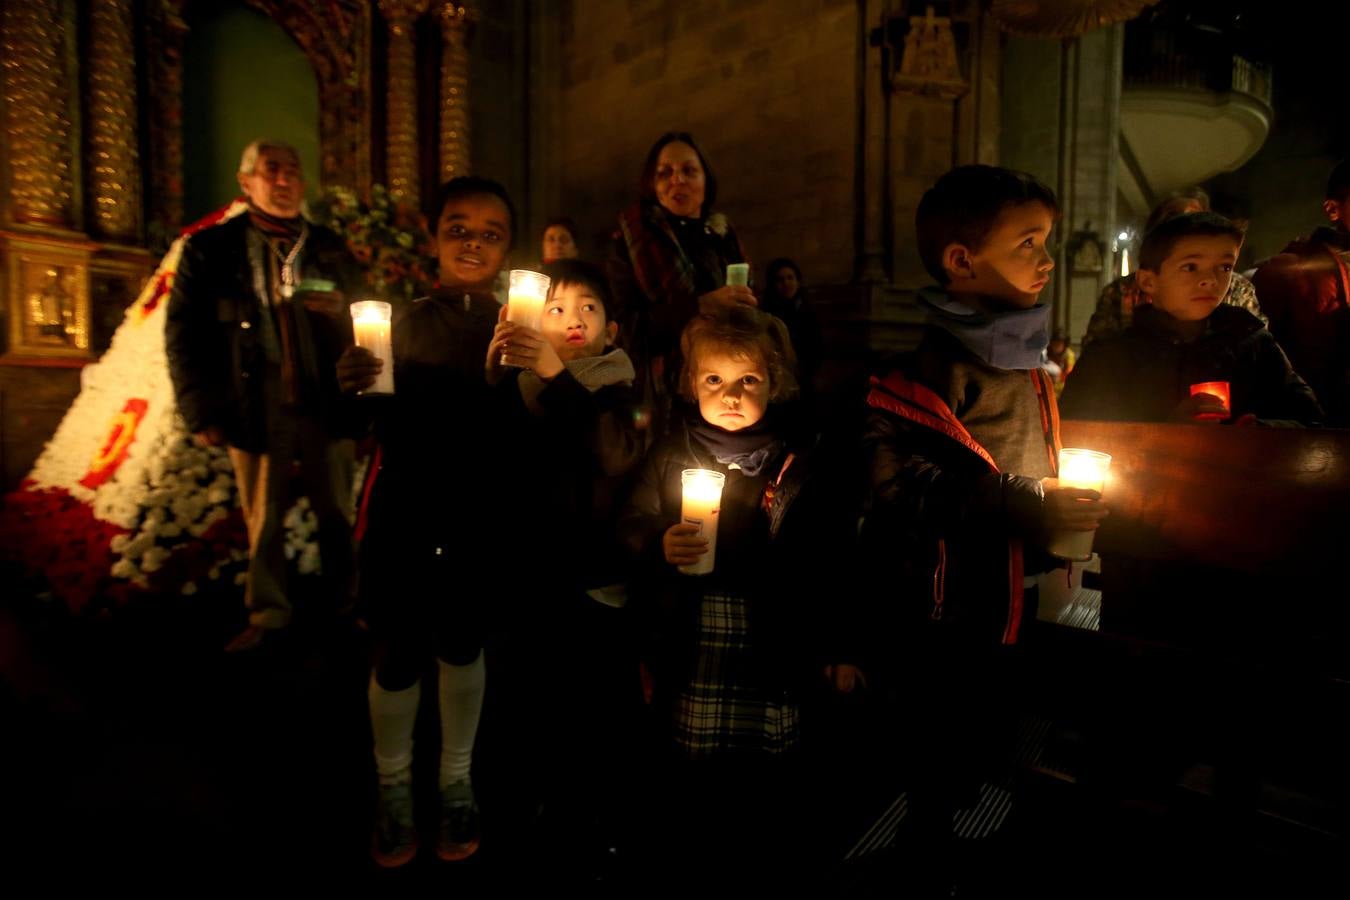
xmin=1 ymin=199 xmax=365 ymax=614
xmin=310 ymin=184 xmax=436 ymax=303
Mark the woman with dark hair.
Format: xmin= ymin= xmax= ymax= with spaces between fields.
xmin=608 ymin=132 xmax=753 ymax=435
xmin=1082 ymin=187 xmax=1263 ymax=347
xmin=761 ymin=257 xmax=823 ymax=402
xmin=541 ymin=216 xmax=580 ymax=263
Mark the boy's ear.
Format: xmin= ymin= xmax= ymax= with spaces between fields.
xmin=942 ymin=242 xmax=977 ymax=282
xmin=604 ymin=319 xmax=619 ymax=346
xmin=1135 ymin=267 xmax=1157 ymax=298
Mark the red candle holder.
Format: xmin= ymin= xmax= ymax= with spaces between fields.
xmin=1190 ymin=381 xmax=1231 ymax=420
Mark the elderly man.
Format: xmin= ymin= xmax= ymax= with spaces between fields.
xmin=167 ymin=139 xmax=359 ymax=651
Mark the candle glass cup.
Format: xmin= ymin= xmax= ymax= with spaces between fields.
xmin=1047 ymin=448 xmax=1111 ymax=561
xmin=349 ymin=300 xmax=396 ymax=395
xmin=679 ymin=468 xmax=726 ymax=576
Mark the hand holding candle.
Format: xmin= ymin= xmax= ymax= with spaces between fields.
xmin=348 ymin=300 xmax=395 ymax=395
xmin=663 ymin=523 xmax=708 ymax=567
xmin=1045 ymin=448 xmax=1111 ymax=561
xmin=678 ymin=469 xmax=725 ymax=575
xmin=1188 ymin=381 xmax=1231 ymax=421
xmin=488 ymin=308 xmax=563 ymax=382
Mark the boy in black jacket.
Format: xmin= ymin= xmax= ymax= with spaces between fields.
xmin=862 ymin=166 xmax=1107 ymax=892
xmin=1062 ymin=212 xmax=1322 ymax=425
xmin=486 ymin=258 xmax=645 ymax=873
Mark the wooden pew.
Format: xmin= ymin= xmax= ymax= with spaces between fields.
xmin=1060 ymin=420 xmax=1350 ymax=658
xmin=1032 ymin=421 xmax=1350 ymax=838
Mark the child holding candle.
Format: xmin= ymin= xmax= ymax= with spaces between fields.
xmin=336 ymin=176 xmax=515 ymax=868
xmin=483 ymin=258 xmax=645 ymax=872
xmin=1061 ymin=212 xmax=1323 ymax=425
xmin=619 ymin=306 xmax=863 ymax=876
xmin=861 ymin=165 xmax=1107 ymax=894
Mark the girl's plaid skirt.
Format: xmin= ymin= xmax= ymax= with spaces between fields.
xmin=672 ymin=591 xmax=801 ymax=758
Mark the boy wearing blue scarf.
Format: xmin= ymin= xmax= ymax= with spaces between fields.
xmin=861 ymin=166 xmax=1107 ymax=893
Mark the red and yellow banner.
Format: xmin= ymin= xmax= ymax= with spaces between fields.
xmin=79 ymin=399 xmax=149 ymax=489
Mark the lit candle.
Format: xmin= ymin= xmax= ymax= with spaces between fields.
xmin=504 ymin=269 xmax=550 ymax=368
xmin=1047 ymin=448 xmax=1111 ymax=561
xmin=726 ymin=263 xmax=750 ymax=287
xmin=1120 ymin=248 xmax=1129 ymax=278
xmin=679 ymin=468 xmax=725 ymax=576
xmin=507 ymin=269 xmax=549 ymax=330
xmin=349 ymin=300 xmax=395 ymax=395
xmin=1189 ymin=381 xmax=1231 ymax=420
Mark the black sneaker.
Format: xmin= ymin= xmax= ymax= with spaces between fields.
xmin=371 ymin=782 xmax=418 ymax=868
xmin=436 ymin=781 xmax=481 ymax=862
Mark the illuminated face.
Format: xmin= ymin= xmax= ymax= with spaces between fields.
xmin=436 ymin=193 xmax=511 ymax=292
xmin=1324 ymin=195 xmax=1350 ymax=233
xmin=238 ymin=147 xmax=304 ymax=218
xmin=542 ymin=225 xmax=578 ymax=262
xmin=653 ymin=141 xmax=706 ymax=219
xmin=540 ymin=280 xmax=616 ymax=362
xmin=694 ymin=349 xmax=769 ymax=432
xmin=773 ymin=266 xmax=800 ymax=300
xmin=1137 ymin=234 xmax=1238 ymax=323
xmin=948 ymin=201 xmax=1056 ymax=310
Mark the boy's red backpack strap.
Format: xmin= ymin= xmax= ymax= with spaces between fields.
xmin=353 ymin=443 xmax=382 ymax=545
xmin=1002 ymin=539 xmax=1027 ymax=645
xmin=1031 ymin=367 xmax=1062 ymax=476
xmin=867 ymin=370 xmax=999 ymax=472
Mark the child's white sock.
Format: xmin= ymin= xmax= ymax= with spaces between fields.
xmin=438 ymin=654 xmax=486 ymax=790
xmin=369 ymin=673 xmax=420 ymax=786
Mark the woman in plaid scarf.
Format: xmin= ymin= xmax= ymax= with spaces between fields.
xmin=608 ymin=132 xmax=755 ymax=440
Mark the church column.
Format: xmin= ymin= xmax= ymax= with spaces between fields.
xmin=438 ymin=3 xmax=471 ymax=182
xmin=855 ymin=0 xmax=888 ymax=284
xmin=1 ymin=0 xmax=79 ymax=231
xmin=0 ymin=0 xmax=96 ymax=362
xmin=378 ymin=0 xmax=430 ymax=205
xmin=85 ymin=0 xmax=142 ymax=244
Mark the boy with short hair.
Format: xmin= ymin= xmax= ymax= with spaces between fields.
xmin=338 ymin=175 xmax=517 ymax=868
xmin=1062 ymin=212 xmax=1322 ymax=424
xmin=862 ymin=165 xmax=1107 ymax=893
xmin=486 ymin=258 xmax=645 ymax=874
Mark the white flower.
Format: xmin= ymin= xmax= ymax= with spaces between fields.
xmin=297 ymin=543 xmax=321 ymax=575
xmin=110 ymin=534 xmax=130 ymax=553
xmin=181 ymin=581 xmax=197 ymax=596
xmin=124 ymin=532 xmax=154 ymax=559
xmin=208 ymin=566 xmax=221 ymax=581
xmin=159 ymin=522 xmax=182 ymax=538
xmin=707 ymin=213 xmax=729 ymax=237
xmin=141 ymin=546 xmax=170 ymax=572
xmin=234 ymin=571 xmax=247 ymax=586
xmin=111 ymin=559 xmax=139 ymax=579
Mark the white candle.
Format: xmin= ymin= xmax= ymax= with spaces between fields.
xmin=507 ymin=268 xmax=549 ymax=331
xmin=1120 ymin=248 xmax=1130 ymax=278
xmin=680 ymin=468 xmax=725 ymax=576
xmin=726 ymin=263 xmax=750 ymax=287
xmin=505 ymin=269 xmax=550 ymax=368
xmin=1047 ymin=448 xmax=1111 ymax=561
xmin=349 ymin=300 xmax=395 ymax=395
